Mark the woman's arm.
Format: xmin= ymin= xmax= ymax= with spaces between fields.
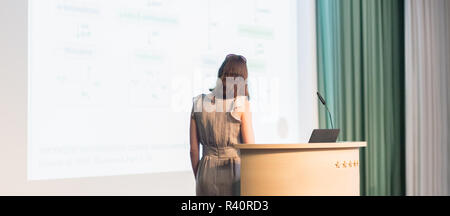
xmin=189 ymin=114 xmax=200 ymax=177
xmin=241 ymin=99 xmax=255 ymax=144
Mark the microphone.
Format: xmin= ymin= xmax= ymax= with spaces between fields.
xmin=317 ymin=92 xmax=334 ymax=129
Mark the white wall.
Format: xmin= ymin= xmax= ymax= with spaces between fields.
xmin=297 ymin=0 xmax=319 ymax=141
xmin=0 ymin=0 xmax=317 ymax=195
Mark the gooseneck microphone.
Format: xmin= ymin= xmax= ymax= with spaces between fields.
xmin=317 ymin=92 xmax=334 ymax=129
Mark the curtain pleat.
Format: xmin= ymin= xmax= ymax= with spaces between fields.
xmin=405 ymin=0 xmax=450 ymax=196
xmin=316 ymin=0 xmax=405 ymax=195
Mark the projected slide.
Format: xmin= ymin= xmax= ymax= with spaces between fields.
xmin=28 ymin=0 xmax=299 ymax=180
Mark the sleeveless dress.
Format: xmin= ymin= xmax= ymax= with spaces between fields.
xmin=191 ymin=92 xmax=246 ymax=196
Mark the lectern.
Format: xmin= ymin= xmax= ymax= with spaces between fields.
xmin=234 ymin=142 xmax=367 ymax=196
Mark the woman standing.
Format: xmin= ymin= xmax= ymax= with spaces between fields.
xmin=189 ymin=54 xmax=255 ymax=196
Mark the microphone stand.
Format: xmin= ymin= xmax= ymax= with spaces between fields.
xmin=317 ymin=92 xmax=334 ymax=129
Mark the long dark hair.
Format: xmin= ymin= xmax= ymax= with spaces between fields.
xmin=211 ymin=54 xmax=250 ymax=100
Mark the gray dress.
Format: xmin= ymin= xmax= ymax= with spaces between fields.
xmin=191 ymin=92 xmax=246 ymax=196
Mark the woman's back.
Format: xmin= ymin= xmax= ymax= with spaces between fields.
xmin=191 ymin=93 xmax=247 ymax=195
xmin=192 ymin=93 xmax=245 ymax=149
xmin=189 ymin=54 xmax=254 ymax=196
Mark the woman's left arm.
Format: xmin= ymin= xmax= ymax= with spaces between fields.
xmin=241 ymin=99 xmax=255 ymax=144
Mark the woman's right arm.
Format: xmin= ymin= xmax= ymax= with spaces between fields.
xmin=189 ymin=113 xmax=200 ymax=177
xmin=241 ymin=99 xmax=255 ymax=144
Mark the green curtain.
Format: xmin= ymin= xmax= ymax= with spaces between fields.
xmin=316 ymin=0 xmax=405 ymax=195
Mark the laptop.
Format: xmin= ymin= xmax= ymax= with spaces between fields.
xmin=308 ymin=129 xmax=340 ymax=143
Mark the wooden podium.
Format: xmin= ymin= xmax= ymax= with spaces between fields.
xmin=234 ymin=142 xmax=367 ymax=196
